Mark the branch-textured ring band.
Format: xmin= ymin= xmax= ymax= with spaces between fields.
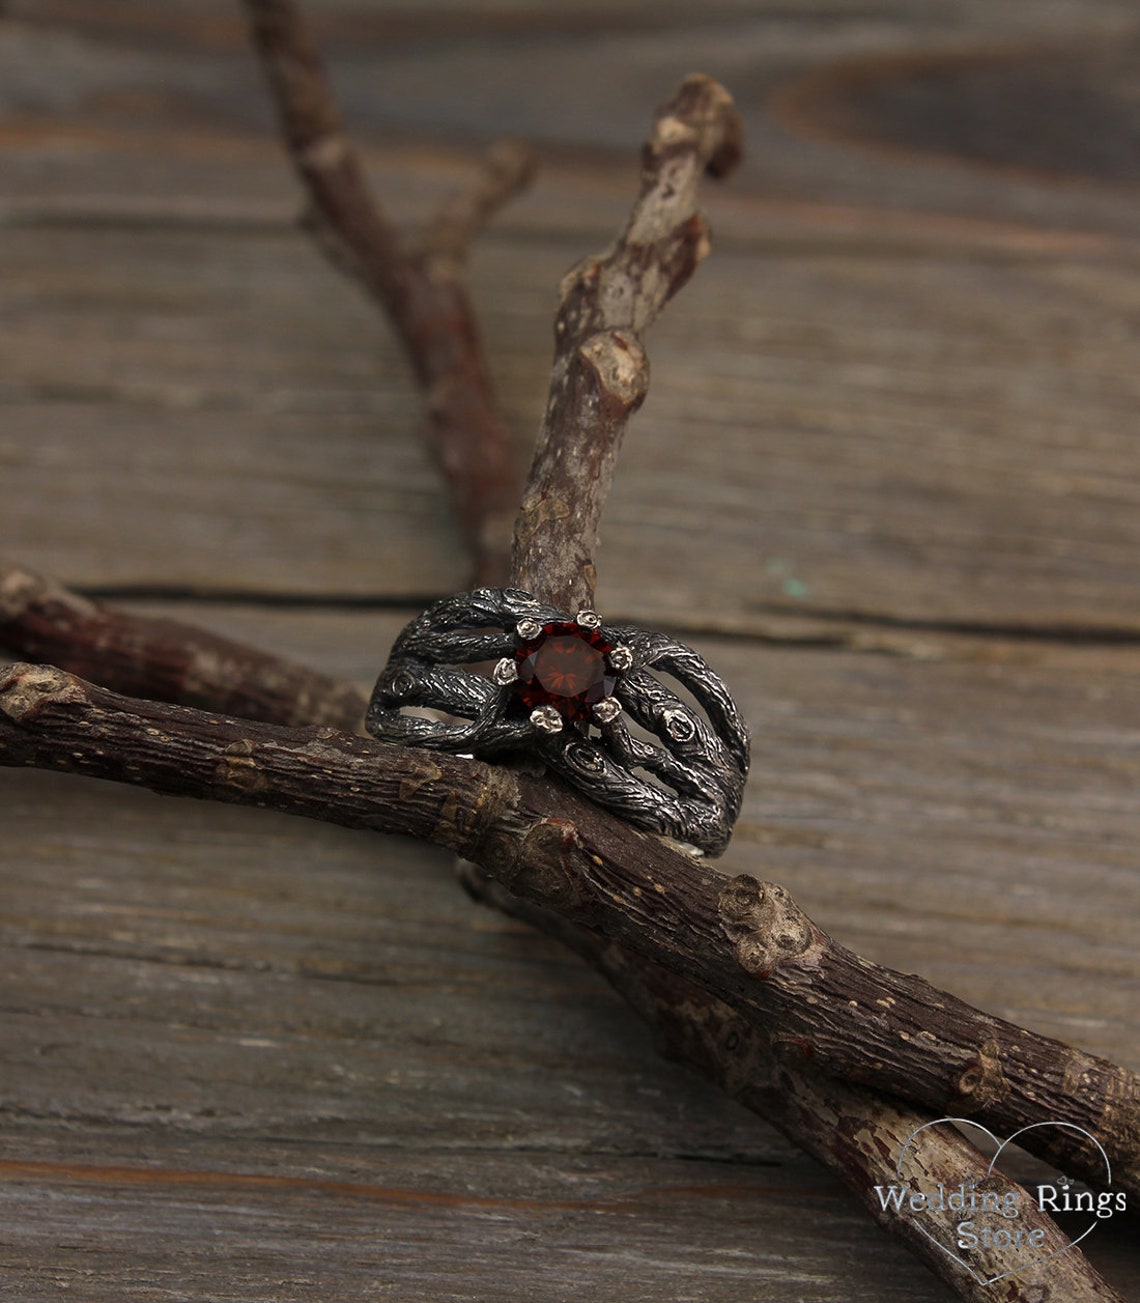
xmin=366 ymin=588 xmax=749 ymax=856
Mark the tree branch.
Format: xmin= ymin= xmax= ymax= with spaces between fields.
xmin=422 ymin=140 xmax=538 ymax=278
xmin=3 ymin=19 xmax=1132 ymax=1294
xmin=485 ymin=68 xmax=1133 ymax=1295
xmin=510 ymin=74 xmax=742 ymax=612
xmin=3 ymin=661 xmax=1135 ymax=1213
xmin=0 ymin=565 xmax=364 ymax=731
xmin=459 ymin=866 xmax=1127 ymax=1303
xmin=242 ymin=0 xmax=527 ymax=584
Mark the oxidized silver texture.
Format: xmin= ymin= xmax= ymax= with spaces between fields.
xmin=366 ymin=588 xmax=750 ymax=856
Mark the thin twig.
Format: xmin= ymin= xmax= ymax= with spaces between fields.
xmin=0 ymin=566 xmax=364 ymax=731
xmin=510 ymin=74 xmax=743 ymax=612
xmin=242 ymin=0 xmax=526 ymax=584
xmin=422 ymin=140 xmax=538 ymax=279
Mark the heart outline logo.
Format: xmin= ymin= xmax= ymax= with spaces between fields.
xmin=895 ymin=1117 xmax=1113 ymax=1287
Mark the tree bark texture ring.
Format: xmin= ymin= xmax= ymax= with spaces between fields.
xmin=366 ymin=588 xmax=750 ymax=856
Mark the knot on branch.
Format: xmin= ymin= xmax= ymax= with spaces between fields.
xmin=0 ymin=662 xmax=84 ymax=724
xmin=953 ymin=1036 xmax=1010 ymax=1112
xmin=215 ymin=738 xmax=270 ymax=795
xmin=1 ymin=566 xmax=95 ymax=622
xmin=1 ymin=568 xmax=45 ymax=619
xmin=649 ymin=74 xmax=744 ymax=180
xmin=578 ymin=330 xmax=650 ymax=410
xmin=718 ymin=875 xmax=821 ymax=978
xmin=298 ymin=131 xmax=350 ymax=174
xmin=479 ymin=814 xmax=601 ymax=925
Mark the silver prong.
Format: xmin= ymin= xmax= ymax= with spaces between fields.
xmin=608 ymin=644 xmax=633 ymax=671
xmin=592 ymin=698 xmax=622 ymax=725
xmin=492 ymin=657 xmax=518 ymax=686
xmin=529 ymin=705 xmax=564 ymax=734
xmin=516 ymin=618 xmax=543 ymax=641
xmin=575 ymin=609 xmax=601 ymax=630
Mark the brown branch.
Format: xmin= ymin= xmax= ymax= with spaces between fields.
xmin=458 ymin=867 xmax=1126 ymax=1303
xmin=486 ymin=69 xmax=1132 ymax=1296
xmin=7 ymin=567 xmax=1135 ymax=1300
xmin=510 ymin=74 xmax=743 ymax=612
xmin=3 ymin=661 xmax=1136 ymax=1212
xmin=422 ymin=140 xmax=538 ymax=278
xmin=242 ymin=0 xmax=526 ymax=584
xmin=0 ymin=566 xmax=364 ymax=731
xmin=5 ymin=59 xmax=1128 ymax=1298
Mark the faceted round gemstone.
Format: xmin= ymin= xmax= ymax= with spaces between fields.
xmin=514 ymin=621 xmax=617 ymax=723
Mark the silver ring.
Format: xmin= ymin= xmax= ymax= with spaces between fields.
xmin=366 ymin=588 xmax=749 ymax=856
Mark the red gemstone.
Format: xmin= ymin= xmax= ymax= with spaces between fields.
xmin=515 ymin=621 xmax=617 ymax=722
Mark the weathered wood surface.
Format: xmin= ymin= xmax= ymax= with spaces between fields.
xmin=2 ymin=1 xmax=1139 ymax=1299
xmin=4 ymin=609 xmax=1139 ymax=1300
xmin=3 ymin=1 xmax=1140 ymax=632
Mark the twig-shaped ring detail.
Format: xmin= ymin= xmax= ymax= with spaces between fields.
xmin=366 ymin=588 xmax=749 ymax=855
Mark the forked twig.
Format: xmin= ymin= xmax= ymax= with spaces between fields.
xmin=243 ymin=0 xmax=532 ymax=583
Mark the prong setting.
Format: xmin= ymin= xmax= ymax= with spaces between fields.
xmin=492 ymin=657 xmax=518 ymax=686
xmin=574 ymin=609 xmax=602 ymax=630
xmin=368 ymin=587 xmax=750 ymax=856
xmin=608 ymin=644 xmax=633 ymax=671
xmin=529 ymin=704 xmax=564 ymax=734
xmin=591 ymin=698 xmax=622 ymax=725
xmin=516 ymin=618 xmax=543 ymax=641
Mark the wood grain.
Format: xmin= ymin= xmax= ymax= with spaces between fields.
xmin=6 ymin=216 xmax=1140 ymax=634
xmin=2 ymin=606 xmax=1139 ymax=1299
xmin=3 ymin=0 xmax=1140 ymax=1296
xmin=0 ymin=754 xmax=922 ymax=1303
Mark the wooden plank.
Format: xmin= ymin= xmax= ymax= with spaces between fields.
xmin=0 ymin=219 xmax=465 ymax=595
xmin=0 ymin=746 xmax=923 ymax=1303
xmin=3 ymin=3 xmax=1140 ymax=629
xmin=5 ymin=0 xmax=1140 ymax=240
xmin=4 ymin=214 xmax=1140 ymax=633
xmin=0 ymin=1139 xmax=927 ymax=1303
xmin=3 ymin=0 xmax=1140 ymax=632
xmin=2 ymin=605 xmax=1138 ymax=1298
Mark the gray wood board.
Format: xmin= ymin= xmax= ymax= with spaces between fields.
xmin=2 ymin=605 xmax=1139 ymax=1301
xmin=5 ymin=0 xmax=1140 ymax=237
xmin=4 ymin=217 xmax=1140 ymax=634
xmin=3 ymin=4 xmax=1140 ymax=632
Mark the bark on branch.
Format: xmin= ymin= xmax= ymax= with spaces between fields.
xmin=460 ymin=867 xmax=1127 ymax=1303
xmin=243 ymin=0 xmax=532 ymax=583
xmin=0 ymin=565 xmax=364 ymax=731
xmin=510 ymin=74 xmax=742 ymax=612
xmin=2 ymin=660 xmax=1135 ymax=1215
